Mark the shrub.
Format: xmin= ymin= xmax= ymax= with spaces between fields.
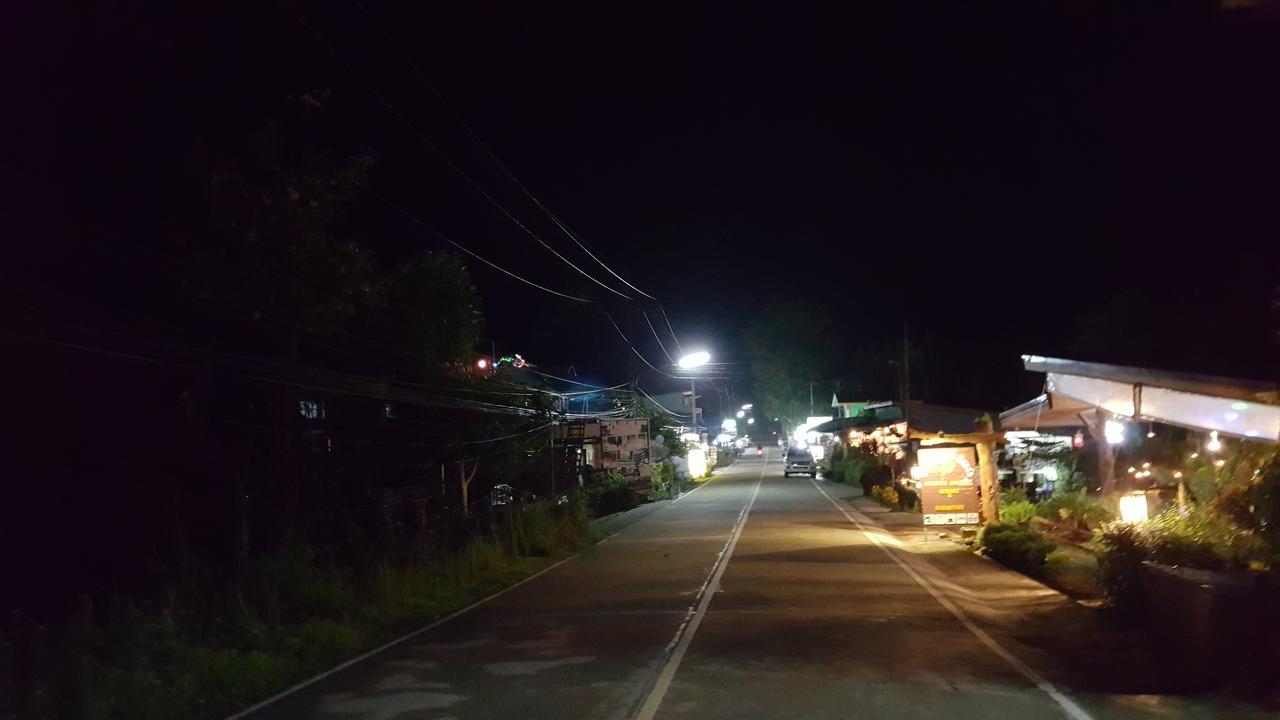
xmin=895 ymin=483 xmax=920 ymax=512
xmin=870 ymin=485 xmax=899 ymax=508
xmin=1043 ymin=546 xmax=1102 ymax=597
xmin=650 ymin=462 xmax=674 ymax=499
xmin=582 ymin=470 xmax=639 ymax=516
xmin=1094 ymin=507 xmax=1269 ymax=606
xmin=999 ymin=500 xmax=1038 ymax=525
xmin=979 ymin=523 xmax=1057 ymax=576
xmin=1036 ymin=492 xmax=1112 ymax=530
xmin=1094 ymin=521 xmax=1145 ymax=607
xmin=859 ymin=462 xmax=892 ymax=497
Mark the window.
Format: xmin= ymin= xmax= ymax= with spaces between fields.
xmin=299 ymin=400 xmax=326 ymax=420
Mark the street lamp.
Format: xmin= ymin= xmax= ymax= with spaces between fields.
xmin=677 ymin=351 xmax=710 ymax=435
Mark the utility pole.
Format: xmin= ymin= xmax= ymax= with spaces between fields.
xmin=549 ymin=426 xmax=556 ymax=498
xmin=809 ymin=379 xmax=814 ymax=416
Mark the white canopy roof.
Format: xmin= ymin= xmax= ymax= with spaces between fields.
xmin=1005 ymin=355 xmax=1278 ymax=442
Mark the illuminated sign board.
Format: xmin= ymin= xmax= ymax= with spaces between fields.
xmin=918 ymin=445 xmax=981 ymax=526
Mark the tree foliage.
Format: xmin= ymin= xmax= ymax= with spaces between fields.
xmin=386 ymin=251 xmax=485 ymax=373
xmin=744 ymin=302 xmax=834 ymax=426
xmin=181 ymin=91 xmax=381 ymax=355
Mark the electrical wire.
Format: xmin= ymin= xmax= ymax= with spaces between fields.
xmin=349 ymin=1 xmax=655 ymax=302
xmin=603 ymin=309 xmax=680 ymax=378
xmin=642 ymin=310 xmax=675 ymax=364
xmin=659 ymin=306 xmax=685 ymax=355
xmin=377 ymin=194 xmax=592 ymax=304
xmin=320 ymin=37 xmax=631 ymax=301
xmin=635 ymin=383 xmax=691 ymax=418
xmin=530 ymin=369 xmax=605 ymax=388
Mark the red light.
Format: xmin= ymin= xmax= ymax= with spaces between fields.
xmin=1072 ymin=430 xmax=1085 ymax=449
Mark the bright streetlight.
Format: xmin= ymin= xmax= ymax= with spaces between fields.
xmin=677 ymin=351 xmax=711 ymax=368
xmin=676 ymin=351 xmax=711 ymax=438
xmin=736 ymin=410 xmax=745 ymax=418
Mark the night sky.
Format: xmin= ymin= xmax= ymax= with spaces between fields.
xmin=8 ymin=1 xmax=1279 ymax=410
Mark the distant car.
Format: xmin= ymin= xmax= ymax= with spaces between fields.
xmin=783 ymin=448 xmax=816 ymax=478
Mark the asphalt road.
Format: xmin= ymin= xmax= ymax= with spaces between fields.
xmin=240 ymin=450 xmax=1262 ymax=720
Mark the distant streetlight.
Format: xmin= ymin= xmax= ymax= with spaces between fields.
xmin=747 ymin=417 xmax=755 ymax=424
xmin=736 ymin=410 xmax=745 ymax=418
xmin=741 ymin=403 xmax=753 ymax=410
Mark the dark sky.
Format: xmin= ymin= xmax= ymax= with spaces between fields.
xmin=7 ymin=1 xmax=1279 ymax=409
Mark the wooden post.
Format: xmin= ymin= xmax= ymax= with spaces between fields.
xmin=1080 ymin=409 xmax=1118 ymax=495
xmin=976 ymin=441 xmax=999 ymax=524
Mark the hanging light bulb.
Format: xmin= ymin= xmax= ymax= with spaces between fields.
xmin=1104 ymin=419 xmax=1126 ymax=445
xmin=1206 ymin=431 xmax=1222 ymax=453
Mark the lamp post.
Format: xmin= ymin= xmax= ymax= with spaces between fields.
xmin=677 ymin=351 xmax=711 ymax=497
xmin=677 ymin=351 xmax=710 ymax=436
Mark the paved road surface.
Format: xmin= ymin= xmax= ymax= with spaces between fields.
xmin=242 ymin=450 xmax=1262 ymax=720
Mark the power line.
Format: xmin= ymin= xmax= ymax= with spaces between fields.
xmin=349 ymin=1 xmax=655 ymax=302
xmin=320 ymin=35 xmax=631 ymax=301
xmin=660 ymin=307 xmax=685 ymax=355
xmin=529 ymin=369 xmax=605 ymax=388
xmin=378 ymin=195 xmax=592 ymax=304
xmin=642 ymin=310 xmax=675 ymax=364
xmin=635 ymin=383 xmax=691 ymax=419
xmin=603 ymin=309 xmax=680 ymax=378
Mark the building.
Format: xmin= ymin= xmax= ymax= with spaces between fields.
xmin=556 ymin=417 xmax=652 ymax=484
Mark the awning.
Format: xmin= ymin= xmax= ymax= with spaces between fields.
xmin=810 ymin=406 xmax=905 ymax=434
xmin=1014 ymin=355 xmax=1280 ymax=442
xmin=999 ymin=393 xmax=1091 ymax=430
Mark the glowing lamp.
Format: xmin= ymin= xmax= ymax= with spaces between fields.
xmin=747 ymin=417 xmax=755 ymax=424
xmin=737 ymin=410 xmax=745 ymax=418
xmin=1104 ymin=420 xmax=1126 ymax=445
xmin=1072 ymin=431 xmax=1085 ymax=449
xmin=1118 ymin=492 xmax=1149 ymax=524
xmin=476 ymin=358 xmax=489 ymax=369
xmin=1206 ymin=430 xmax=1222 ymax=453
xmin=687 ymin=447 xmax=708 ymax=478
xmin=677 ymin=351 xmax=711 ymax=369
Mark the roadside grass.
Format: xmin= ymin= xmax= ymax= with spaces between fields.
xmin=3 ymin=497 xmax=593 ymax=720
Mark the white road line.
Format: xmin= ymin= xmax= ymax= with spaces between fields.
xmin=225 ymin=553 xmax=579 ymax=719
xmin=633 ymin=456 xmax=769 ymax=720
xmin=809 ymin=478 xmax=1095 ymax=720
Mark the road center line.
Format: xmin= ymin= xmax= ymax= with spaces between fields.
xmin=809 ymin=478 xmax=1095 ymax=720
xmin=632 ymin=456 xmax=768 ymax=720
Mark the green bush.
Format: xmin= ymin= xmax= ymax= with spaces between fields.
xmin=999 ymin=500 xmax=1038 ymax=525
xmin=895 ymin=483 xmax=920 ymax=512
xmin=1036 ymin=492 xmax=1112 ymax=530
xmin=979 ymin=523 xmax=1057 ymax=576
xmin=582 ymin=470 xmax=640 ymax=516
xmin=650 ymin=462 xmax=674 ymax=499
xmin=870 ymin=484 xmax=899 ymax=508
xmin=1094 ymin=520 xmax=1145 ymax=607
xmin=1043 ymin=546 xmax=1102 ymax=597
xmin=1094 ymin=507 xmax=1269 ymax=606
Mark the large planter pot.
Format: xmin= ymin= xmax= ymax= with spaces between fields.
xmin=1138 ymin=562 xmax=1270 ymax=693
